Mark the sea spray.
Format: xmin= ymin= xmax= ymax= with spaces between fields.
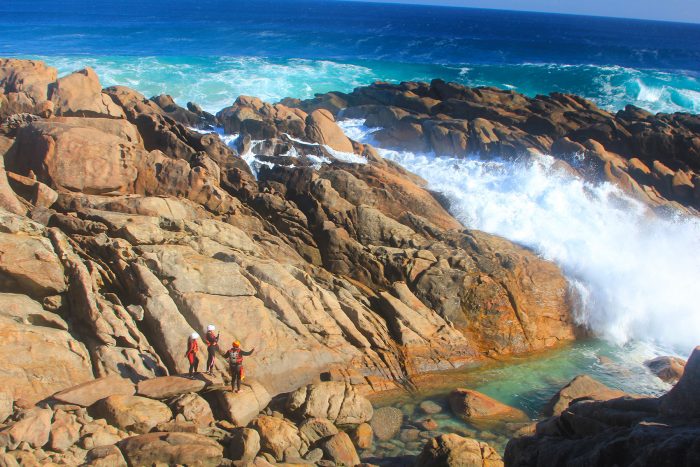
xmin=340 ymin=119 xmax=700 ymax=355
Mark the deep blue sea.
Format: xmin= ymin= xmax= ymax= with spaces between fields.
xmin=2 ymin=0 xmax=700 ymax=113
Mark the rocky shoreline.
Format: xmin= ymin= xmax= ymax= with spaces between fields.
xmin=0 ymin=58 xmax=698 ymax=465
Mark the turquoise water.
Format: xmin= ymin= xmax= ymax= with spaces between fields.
xmin=368 ymin=339 xmax=670 ymax=458
xmin=32 ymin=55 xmax=700 ymax=115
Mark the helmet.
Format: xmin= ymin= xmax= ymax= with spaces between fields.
xmin=191 ymin=332 xmax=200 ymax=340
xmin=232 ymin=340 xmax=240 ymax=347
xmin=207 ymin=324 xmax=215 ymax=331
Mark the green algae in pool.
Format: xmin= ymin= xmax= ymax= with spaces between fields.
xmin=363 ymin=339 xmax=670 ymax=460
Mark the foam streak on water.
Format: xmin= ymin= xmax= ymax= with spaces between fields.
xmin=31 ymin=55 xmax=700 ymax=114
xmin=340 ymin=119 xmax=700 ymax=355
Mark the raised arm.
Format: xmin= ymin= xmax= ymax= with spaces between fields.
xmin=242 ymin=348 xmax=255 ymax=356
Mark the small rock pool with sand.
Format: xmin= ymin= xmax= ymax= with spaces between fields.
xmin=362 ymin=339 xmax=671 ymax=464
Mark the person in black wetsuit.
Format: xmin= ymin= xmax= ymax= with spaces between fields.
xmin=204 ymin=324 xmax=219 ymax=374
xmin=224 ymin=340 xmax=255 ymax=393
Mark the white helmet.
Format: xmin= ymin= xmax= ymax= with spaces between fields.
xmin=207 ymin=324 xmax=215 ymax=331
xmin=191 ymin=332 xmax=200 ymax=340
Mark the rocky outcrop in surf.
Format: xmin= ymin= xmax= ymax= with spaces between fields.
xmin=286 ymin=80 xmax=700 ymax=214
xmin=504 ymin=346 xmax=700 ymax=466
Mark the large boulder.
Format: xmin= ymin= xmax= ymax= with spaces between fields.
xmin=52 ymin=375 xmax=135 ymax=407
xmin=369 ymin=406 xmax=403 ymax=441
xmin=298 ymin=417 xmax=338 ymax=445
xmin=449 ymin=389 xmax=528 ymax=421
xmin=320 ymin=431 xmax=361 ymax=466
xmin=214 ymin=381 xmax=271 ymax=427
xmin=250 ymin=415 xmax=307 ymax=462
xmin=118 ymin=432 xmax=223 ymax=466
xmin=85 ymin=445 xmax=128 ymax=467
xmin=48 ymin=409 xmax=81 ymax=452
xmin=171 ymin=393 xmax=215 ymax=427
xmin=305 ymin=109 xmax=355 ymax=153
xmin=136 ymin=375 xmax=206 ymax=399
xmin=645 ymin=355 xmax=686 ymax=384
xmin=416 ymin=433 xmax=504 ymax=467
xmin=286 ymin=382 xmax=373 ymax=425
xmin=93 ymin=395 xmax=172 ymax=434
xmin=49 ymin=67 xmax=125 ymax=118
xmin=11 ymin=119 xmax=144 ymax=194
xmin=0 ymin=58 xmax=57 ymax=117
xmin=1 ymin=407 xmax=53 ymax=449
xmin=228 ymin=427 xmax=261 ymax=462
xmin=0 ymin=233 xmax=66 ymax=297
xmin=543 ymin=375 xmax=627 ymax=416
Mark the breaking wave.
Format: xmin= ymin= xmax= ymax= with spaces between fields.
xmin=340 ymin=119 xmax=700 ymax=355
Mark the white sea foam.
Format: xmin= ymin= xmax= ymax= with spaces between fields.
xmin=340 ymin=119 xmax=700 ymax=356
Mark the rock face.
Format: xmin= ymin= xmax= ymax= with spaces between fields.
xmin=0 ymin=59 xmax=585 ymax=451
xmin=543 ymin=375 xmax=627 ymax=416
xmin=449 ymin=389 xmax=528 ymax=421
xmin=416 ymin=433 xmax=504 ymax=467
xmin=505 ymin=347 xmax=700 ymax=466
xmin=118 ymin=432 xmax=223 ymax=466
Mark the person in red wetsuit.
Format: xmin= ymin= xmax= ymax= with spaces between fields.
xmin=205 ymin=324 xmax=220 ymax=374
xmin=224 ymin=340 xmax=255 ymax=393
xmin=185 ymin=332 xmax=200 ymax=375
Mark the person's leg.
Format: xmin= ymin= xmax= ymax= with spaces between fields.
xmin=234 ymin=365 xmax=242 ymax=392
xmin=229 ymin=366 xmax=236 ymax=392
xmin=188 ymin=353 xmax=195 ymax=374
xmin=206 ymin=347 xmax=215 ymax=373
xmin=193 ymin=355 xmax=199 ymax=373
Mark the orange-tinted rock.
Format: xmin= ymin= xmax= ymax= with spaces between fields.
xmin=449 ymin=389 xmax=528 ymax=421
xmin=52 ymin=375 xmax=135 ymax=407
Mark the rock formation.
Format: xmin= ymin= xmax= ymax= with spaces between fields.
xmin=504 ymin=347 xmax=700 ymax=466
xmin=0 ymin=57 xmax=696 ymax=465
xmin=288 ymin=80 xmax=700 ymax=214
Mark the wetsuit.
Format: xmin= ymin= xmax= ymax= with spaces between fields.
xmin=185 ymin=338 xmax=199 ymax=374
xmin=224 ymin=347 xmax=254 ymax=392
xmin=205 ymin=331 xmax=219 ymax=373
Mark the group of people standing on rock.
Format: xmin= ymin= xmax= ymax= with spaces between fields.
xmin=185 ymin=325 xmax=255 ymax=393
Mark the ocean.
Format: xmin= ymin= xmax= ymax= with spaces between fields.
xmin=3 ymin=0 xmax=700 ymax=440
xmin=3 ymin=0 xmax=700 ymax=114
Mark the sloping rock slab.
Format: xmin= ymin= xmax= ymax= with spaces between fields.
xmin=136 ymin=375 xmax=205 ymax=399
xmin=53 ymin=375 xmax=135 ymax=407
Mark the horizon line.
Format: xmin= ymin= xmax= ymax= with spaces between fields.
xmin=335 ymin=0 xmax=700 ymax=26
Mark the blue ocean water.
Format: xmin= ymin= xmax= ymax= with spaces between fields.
xmin=2 ymin=0 xmax=700 ymax=113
